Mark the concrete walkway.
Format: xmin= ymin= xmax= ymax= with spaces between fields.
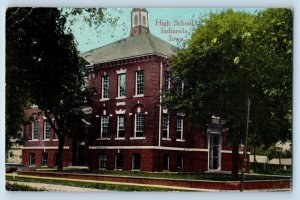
xmin=7 ymin=181 xmax=107 ymax=192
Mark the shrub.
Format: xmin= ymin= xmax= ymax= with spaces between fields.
xmin=6 ymin=182 xmax=45 ymax=191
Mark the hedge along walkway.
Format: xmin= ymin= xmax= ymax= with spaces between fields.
xmin=6 ymin=174 xmax=208 ymax=192
xmin=7 ymin=181 xmax=107 ymax=192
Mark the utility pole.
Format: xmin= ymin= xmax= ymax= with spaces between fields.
xmin=240 ymin=98 xmax=250 ymax=192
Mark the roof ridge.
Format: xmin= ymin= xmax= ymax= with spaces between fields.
xmin=147 ymin=34 xmax=157 ymax=53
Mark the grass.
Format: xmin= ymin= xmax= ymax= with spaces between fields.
xmin=37 ymin=168 xmax=291 ymax=181
xmin=6 ymin=182 xmax=46 ymax=191
xmin=6 ymin=174 xmax=194 ymax=192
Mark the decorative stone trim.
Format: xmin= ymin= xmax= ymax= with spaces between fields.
xmin=100 ymin=98 xmax=109 ymax=102
xmin=22 ymin=146 xmax=69 ymax=149
xmin=133 ymin=94 xmax=144 ymax=98
xmin=116 ymin=68 xmax=127 ymax=74
xmin=129 ymin=137 xmax=146 ymax=140
xmin=116 ymin=109 xmax=126 ymax=114
xmin=115 ymin=138 xmax=125 ymax=140
xmin=116 ymin=102 xmax=126 ymax=106
xmin=89 ymin=146 xmax=209 ymax=152
xmin=96 ymin=138 xmax=111 ymax=141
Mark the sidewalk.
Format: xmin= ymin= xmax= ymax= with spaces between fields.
xmin=7 ymin=181 xmax=107 ymax=192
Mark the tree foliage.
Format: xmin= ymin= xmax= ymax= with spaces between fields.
xmin=5 ymin=7 xmax=103 ymax=169
xmin=165 ymin=8 xmax=292 ymax=177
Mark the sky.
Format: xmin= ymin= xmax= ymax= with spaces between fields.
xmin=69 ymin=8 xmax=263 ymax=53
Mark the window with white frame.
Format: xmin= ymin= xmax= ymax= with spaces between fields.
xmin=32 ymin=120 xmax=39 ymax=140
xmin=41 ymin=152 xmax=48 ymax=166
xmin=135 ymin=113 xmax=144 ymax=137
xmin=135 ymin=71 xmax=144 ymax=95
xmin=29 ymin=152 xmax=35 ymax=166
xmin=117 ymin=114 xmax=125 ymax=138
xmin=102 ymin=75 xmax=109 ymax=99
xmin=101 ymin=115 xmax=109 ymax=138
xmin=162 ymin=114 xmax=169 ymax=138
xmin=165 ymin=71 xmax=171 ymax=93
xmin=53 ymin=120 xmax=58 ymax=140
xmin=177 ymin=116 xmax=184 ymax=140
xmin=99 ymin=154 xmax=107 ymax=169
xmin=118 ymin=74 xmax=126 ymax=97
xmin=44 ymin=120 xmax=51 ymax=139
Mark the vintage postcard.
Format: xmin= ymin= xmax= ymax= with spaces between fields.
xmin=5 ymin=7 xmax=292 ymax=192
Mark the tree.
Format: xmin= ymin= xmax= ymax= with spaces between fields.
xmin=165 ymin=9 xmax=292 ymax=179
xmin=6 ymin=8 xmax=102 ymax=170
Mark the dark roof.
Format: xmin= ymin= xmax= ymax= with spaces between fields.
xmin=81 ymin=33 xmax=177 ymax=64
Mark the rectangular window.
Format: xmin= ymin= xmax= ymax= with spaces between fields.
xmin=44 ymin=120 xmax=51 ymax=139
xmin=115 ymin=153 xmax=123 ymax=169
xmin=117 ymin=114 xmax=125 ymax=138
xmin=102 ymin=75 xmax=109 ymax=99
xmin=135 ymin=71 xmax=144 ymax=95
xmin=42 ymin=152 xmax=48 ymax=166
xmin=118 ymin=74 xmax=126 ymax=97
xmin=177 ymin=117 xmax=184 ymax=140
xmin=177 ymin=155 xmax=183 ymax=171
xmin=162 ymin=114 xmax=169 ymax=138
xmin=132 ymin=153 xmax=141 ymax=170
xmin=163 ymin=154 xmax=170 ymax=171
xmin=99 ymin=154 xmax=107 ymax=169
xmin=135 ymin=113 xmax=144 ymax=137
xmin=29 ymin=153 xmax=35 ymax=166
xmin=53 ymin=120 xmax=58 ymax=140
xmin=32 ymin=120 xmax=39 ymax=140
xmin=165 ymin=71 xmax=171 ymax=93
xmin=101 ymin=116 xmax=109 ymax=138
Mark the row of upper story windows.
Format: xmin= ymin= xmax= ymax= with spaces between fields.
xmin=30 ymin=120 xmax=58 ymax=141
xmin=99 ymin=70 xmax=184 ymax=100
xmin=101 ymin=70 xmax=144 ymax=100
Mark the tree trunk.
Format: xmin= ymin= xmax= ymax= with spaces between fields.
xmin=232 ymin=129 xmax=240 ymax=180
xmin=57 ymin=133 xmax=65 ymax=171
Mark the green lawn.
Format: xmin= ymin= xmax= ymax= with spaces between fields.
xmin=36 ymin=168 xmax=291 ymax=181
xmin=6 ymin=175 xmax=193 ymax=192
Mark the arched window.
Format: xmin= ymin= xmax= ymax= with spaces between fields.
xmin=142 ymin=16 xmax=146 ymax=26
xmin=100 ymin=109 xmax=109 ymax=138
xmin=132 ymin=105 xmax=145 ymax=138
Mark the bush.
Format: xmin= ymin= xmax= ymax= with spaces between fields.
xmin=6 ymin=182 xmax=45 ymax=191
